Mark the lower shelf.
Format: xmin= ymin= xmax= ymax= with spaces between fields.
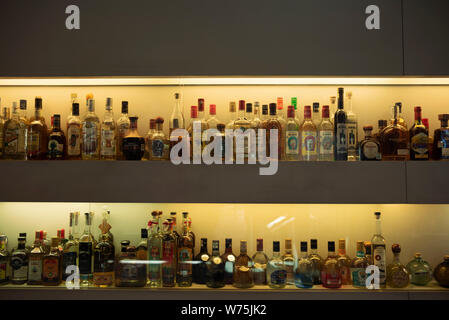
xmin=1 ymin=282 xmax=448 ymax=300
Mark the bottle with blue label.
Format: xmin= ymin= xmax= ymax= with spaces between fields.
xmin=350 ymin=241 xmax=369 ymax=288
xmin=267 ymin=241 xmax=287 ymax=288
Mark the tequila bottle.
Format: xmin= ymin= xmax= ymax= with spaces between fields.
xmin=79 ymin=212 xmax=96 ymax=286
xmin=11 ymin=236 xmax=28 ymax=284
xmin=300 ymin=105 xmax=318 ymax=161
xmin=150 ymin=117 xmax=170 ymax=160
xmin=62 ymin=212 xmax=78 ymax=281
xmin=144 ymin=119 xmax=156 ymax=160
xmin=148 ymin=211 xmax=163 ymax=288
xmin=206 ymin=104 xmax=221 ymax=129
xmin=3 ymin=101 xmax=27 ymax=160
xmin=188 ymin=106 xmax=208 ymax=160
xmin=93 ymin=234 xmax=115 ymax=287
xmin=233 ymin=100 xmax=252 ymax=161
xmin=350 ymin=241 xmax=369 ymax=288
xmin=122 ymin=116 xmax=145 ymax=160
xmin=295 ymin=241 xmax=314 ymax=288
xmin=359 ymin=125 xmax=381 ymax=160
xmin=48 ymin=114 xmax=67 ymax=160
xmin=206 ymin=240 xmax=225 ymax=288
xmin=198 ymin=98 xmax=206 ymax=122
xmin=285 ymin=106 xmax=300 ymax=161
xmin=162 ymin=219 xmax=176 ymax=287
xmin=329 ymin=96 xmax=337 ymax=123
xmin=115 ymin=242 xmax=146 ymax=287
xmin=432 ymin=114 xmax=449 ymax=160
xmin=169 ymin=92 xmax=185 ymax=132
xmin=337 ymin=239 xmax=352 ymax=285
xmin=267 ymin=241 xmax=287 ymax=288
xmin=0 ymin=235 xmax=10 ymax=284
xmin=321 ymin=241 xmax=342 ymax=289
xmin=98 ymin=209 xmax=113 ymax=244
xmin=346 ymin=91 xmax=358 ymax=160
xmin=380 ymin=104 xmax=409 ymax=160
xmin=251 ymin=238 xmax=268 ymax=285
xmin=116 ymin=101 xmax=131 ymax=160
xmin=309 ymin=239 xmax=323 ymax=284
xmin=27 ymin=97 xmax=48 ymax=160
xmin=433 ymin=255 xmax=449 ymax=288
xmin=386 ymin=244 xmax=410 ymax=288
xmin=283 ymin=239 xmax=295 ymax=285
xmin=100 ymin=97 xmax=116 ymax=160
xmin=406 ymin=253 xmax=432 ymax=286
xmin=193 ymin=238 xmax=210 ymax=284
xmin=42 ymin=237 xmax=62 ymax=286
xmin=226 ymin=102 xmax=237 ymax=130
xmin=371 ymin=212 xmax=386 ymax=288
xmin=67 ymin=102 xmax=82 ymax=159
xmin=253 ymin=102 xmax=262 ymax=130
xmin=262 ymin=103 xmax=282 ymax=160
xmin=177 ymin=217 xmax=194 ymax=287
xmin=28 ymin=231 xmax=44 ymax=285
xmin=221 ymin=238 xmax=236 ymax=285
xmin=318 ymin=105 xmax=334 ymax=161
xmin=81 ymin=99 xmax=100 ymax=160
xmin=312 ymin=102 xmax=321 ymax=128
xmin=233 ymin=240 xmax=254 ymax=288
xmin=334 ymin=88 xmax=348 ymax=161
xmin=276 ymin=97 xmax=287 ymax=160
xmin=409 ymin=106 xmax=429 ymax=160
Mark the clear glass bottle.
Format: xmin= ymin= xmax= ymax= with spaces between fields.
xmin=337 ymin=239 xmax=352 ymax=285
xmin=81 ymin=99 xmax=100 ymax=160
xmin=267 ymin=241 xmax=287 ymax=288
xmin=62 ymin=212 xmax=78 ymax=281
xmin=233 ymin=100 xmax=252 ymax=160
xmin=161 ymin=219 xmax=176 ymax=287
xmin=321 ymin=241 xmax=342 ymax=289
xmin=329 ymin=96 xmax=337 ymax=123
xmin=392 ymin=102 xmax=407 ymax=129
xmin=206 ymin=104 xmax=221 ymax=129
xmin=115 ymin=241 xmax=146 ymax=287
xmin=206 ymin=240 xmax=225 ymax=288
xmin=67 ymin=102 xmax=82 ymax=160
xmin=233 ymin=240 xmax=254 ymax=288
xmin=300 ymin=105 xmax=318 ymax=161
xmin=93 ymin=234 xmax=115 ymax=287
xmin=318 ymin=105 xmax=334 ymax=161
xmin=359 ymin=125 xmax=381 ymax=160
xmin=79 ymin=212 xmax=96 ymax=287
xmin=198 ymin=98 xmax=206 ymax=122
xmin=11 ymin=236 xmax=28 ymax=284
xmin=42 ymin=237 xmax=62 ymax=286
xmin=144 ymin=119 xmax=156 ymax=160
xmin=28 ymin=231 xmax=44 ymax=285
xmin=193 ymin=238 xmax=210 ymax=284
xmin=47 ymin=114 xmax=67 ymax=160
xmin=379 ymin=104 xmax=410 ymax=160
xmin=123 ymin=116 xmax=145 ymax=160
xmin=276 ymin=97 xmax=287 ymax=160
xmin=221 ymin=238 xmax=236 ymax=285
xmin=334 ymin=88 xmax=348 ymax=161
xmin=406 ymin=253 xmax=432 ymax=286
xmin=312 ymin=102 xmax=321 ymax=128
xmin=100 ymin=97 xmax=116 ymax=160
xmin=371 ymin=212 xmax=386 ymax=288
xmin=0 ymin=101 xmax=4 ymax=158
xmin=350 ymin=241 xmax=369 ymax=288
xmin=226 ymin=101 xmax=237 ymax=130
xmin=432 ymin=114 xmax=449 ymax=160
xmin=27 ymin=97 xmax=48 ymax=160
xmin=3 ymin=101 xmax=27 ymax=160
xmin=148 ymin=211 xmax=163 ymax=288
xmin=170 ymin=92 xmax=185 ymax=132
xmin=309 ymin=239 xmax=323 ymax=285
xmin=386 ymin=244 xmax=410 ymax=288
xmin=251 ymin=238 xmax=268 ymax=285
xmin=116 ymin=101 xmax=131 ymax=160
xmin=409 ymin=106 xmax=429 ymax=160
xmin=262 ymin=103 xmax=282 ymax=160
xmin=0 ymin=235 xmax=10 ymax=285
xmin=346 ymin=91 xmax=358 ymax=160
xmin=285 ymin=106 xmax=300 ymax=161
xmin=433 ymin=255 xmax=449 ymax=288
xmin=177 ymin=217 xmax=194 ymax=287
xmin=283 ymin=239 xmax=295 ymax=285
xmin=295 ymin=241 xmax=314 ymax=288
xmin=150 ymin=117 xmax=170 ymax=160
xmin=188 ymin=106 xmax=208 ymax=160
xmin=253 ymin=102 xmax=262 ymax=130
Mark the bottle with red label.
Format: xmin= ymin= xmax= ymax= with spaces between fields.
xmin=161 ymin=219 xmax=176 ymax=287
xmin=337 ymin=239 xmax=352 ymax=285
xmin=321 ymin=241 xmax=342 ymax=289
xmin=42 ymin=237 xmax=62 ymax=286
xmin=300 ymin=105 xmax=318 ymax=161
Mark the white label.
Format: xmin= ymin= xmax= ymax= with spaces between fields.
xmin=362 ymin=141 xmax=380 ymax=159
xmin=101 ymin=129 xmax=116 ymax=156
xmin=285 ymin=131 xmax=299 ymax=155
xmin=336 ymin=123 xmax=347 ymax=154
xmin=67 ymin=126 xmax=81 ymax=156
xmin=319 ymin=131 xmax=333 ymax=155
xmin=28 ymin=258 xmax=42 ymax=281
xmin=347 ymin=122 xmax=357 ymax=151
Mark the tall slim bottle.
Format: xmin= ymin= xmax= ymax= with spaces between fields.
xmin=295 ymin=241 xmax=314 ymax=288
xmin=81 ymin=99 xmax=100 ymax=160
xmin=3 ymin=102 xmax=27 ymax=160
xmin=267 ymin=241 xmax=287 ymax=288
xmin=47 ymin=114 xmax=67 ymax=160
xmin=300 ymin=105 xmax=318 ymax=161
xmin=169 ymin=93 xmax=185 ymax=153
xmin=116 ymin=101 xmax=131 ymax=160
xmin=221 ymin=238 xmax=236 ymax=285
xmin=371 ymin=212 xmax=386 ymax=288
xmin=193 ymin=238 xmax=210 ymax=284
xmin=318 ymin=105 xmax=334 ymax=161
xmin=100 ymin=97 xmax=116 ymax=160
xmin=334 ymin=88 xmax=348 ymax=160
xmin=309 ymin=239 xmax=323 ymax=284
xmin=67 ymin=102 xmax=82 ymax=159
xmin=206 ymin=240 xmax=225 ymax=288
xmin=62 ymin=212 xmax=78 ymax=281
xmin=28 ymin=97 xmax=48 ymax=160
xmin=162 ymin=219 xmax=176 ymax=287
xmin=337 ymin=239 xmax=351 ymax=285
xmin=321 ymin=241 xmax=342 ymax=289
xmin=79 ymin=212 xmax=96 ymax=286
xmin=351 ymin=241 xmax=369 ymax=288
xmin=148 ymin=211 xmax=163 ymax=288
xmin=276 ymin=98 xmax=287 ymax=160
xmin=283 ymin=239 xmax=295 ymax=285
xmin=346 ymin=92 xmax=358 ymax=160
xmin=11 ymin=236 xmax=28 ymax=284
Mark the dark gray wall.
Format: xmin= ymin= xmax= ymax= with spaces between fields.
xmin=0 ymin=0 xmax=403 ymax=76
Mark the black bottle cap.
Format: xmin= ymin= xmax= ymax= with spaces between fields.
xmin=262 ymin=104 xmax=268 ymax=115
xmin=300 ymin=241 xmax=308 ymax=252
xmin=225 ymin=238 xmax=232 ymax=248
xmin=212 ymin=240 xmax=219 ymax=250
xmin=310 ymin=239 xmax=318 ymax=250
xmin=378 ymin=119 xmax=387 ymax=128
xmin=273 ymin=241 xmax=280 ymax=252
xmin=246 ymin=103 xmax=253 ymax=113
xmin=328 ymin=241 xmax=335 ymax=252
xmin=19 ymin=100 xmax=27 ymax=110
xmin=35 ymin=97 xmax=42 ymax=109
xmin=374 ymin=211 xmax=381 ymax=219
xmin=19 ymin=233 xmax=26 ymax=238
xmin=269 ymin=103 xmax=277 ymax=115
xmin=121 ymin=101 xmax=129 ymax=114
xmin=72 ymin=103 xmax=80 ymax=116
xmin=141 ymin=228 xmax=148 ymax=239
xmin=170 ymin=212 xmax=176 ymax=216
xmin=313 ymin=102 xmax=320 ymax=112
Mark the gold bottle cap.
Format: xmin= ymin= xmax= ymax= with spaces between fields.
xmin=339 ymin=239 xmax=346 ymax=250
xmin=356 ymin=241 xmax=364 ymax=251
xmin=51 ymin=236 xmax=59 ymax=247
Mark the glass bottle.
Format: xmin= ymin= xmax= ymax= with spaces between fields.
xmin=251 ymin=238 xmax=268 ymax=285
xmin=161 ymin=219 xmax=176 ymax=287
xmin=3 ymin=101 xmax=27 ymax=160
xmin=253 ymin=102 xmax=262 ymax=130
xmin=267 ymin=241 xmax=287 ymax=288
xmin=433 ymin=114 xmax=449 ymax=160
xmin=0 ymin=102 xmax=4 ymax=158
xmin=312 ymin=102 xmax=321 ymax=128
xmin=148 ymin=211 xmax=163 ymax=288
xmin=409 ymin=106 xmax=429 ymax=160
xmin=263 ymin=103 xmax=282 ymax=160
xmin=329 ymin=96 xmax=337 ymax=123
xmin=260 ymin=104 xmax=269 ymax=126
xmin=116 ymin=101 xmax=131 ymax=160
xmin=283 ymin=239 xmax=295 ymax=285
xmin=300 ymin=105 xmax=318 ymax=161
xmin=406 ymin=252 xmax=432 ymax=286
xmin=79 ymin=212 xmax=96 ymax=287
xmin=81 ymin=99 xmax=100 ymax=160
xmin=364 ymin=241 xmax=373 ymax=265
xmin=392 ymin=102 xmax=407 ymax=129
xmin=285 ymin=106 xmax=300 ymax=161
xmin=206 ymin=240 xmax=225 ymax=288
xmin=276 ymin=98 xmax=287 ymax=160
xmin=93 ymin=234 xmax=115 ymax=287
xmin=150 ymin=117 xmax=170 ymax=160
xmin=295 ymin=241 xmax=314 ymax=288
xmin=350 ymin=241 xmax=369 ymax=288
xmin=183 ymin=212 xmax=195 ymax=256
xmin=198 ymin=98 xmax=206 ymax=122
xmin=28 ymin=231 xmax=44 ymax=285
xmin=11 ymin=236 xmax=28 ymax=284
xmin=122 ymin=116 xmax=145 ymax=160
xmin=42 ymin=237 xmax=62 ymax=286
xmin=27 ymin=97 xmax=48 ymax=160
xmin=233 ymin=240 xmax=254 ymax=288
xmin=67 ymin=102 xmax=82 ymax=160
xmin=144 ymin=119 xmax=156 ymax=160
xmin=42 ymin=231 xmax=50 ymax=254
xmin=177 ymin=217 xmax=194 ymax=287
xmin=100 ymin=97 xmax=116 ymax=160
xmin=0 ymin=235 xmax=10 ymax=285
xmin=434 ymin=255 xmax=449 ymax=288
xmin=371 ymin=212 xmax=386 ymax=288
xmin=346 ymin=92 xmax=358 ymax=160
xmin=422 ymin=118 xmax=433 ymax=159
xmin=380 ymin=104 xmax=410 ymax=160
xmin=374 ymin=120 xmax=388 ymax=143
xmin=359 ymin=125 xmax=381 ymax=160
xmin=188 ymin=106 xmax=208 ymax=160
xmin=318 ymin=105 xmax=334 ymax=161
xmin=115 ymin=241 xmax=146 ymax=287
xmin=233 ymin=100 xmax=252 ymax=161
xmin=98 ymin=208 xmax=113 ymax=244
xmin=226 ymin=101 xmax=237 ymax=130
xmin=206 ymin=104 xmax=221 ymax=129
xmin=47 ymin=114 xmax=67 ymax=160
xmin=221 ymin=238 xmax=236 ymax=285
xmin=386 ymin=244 xmax=410 ymax=288
xmin=62 ymin=212 xmax=79 ymax=281
xmin=334 ymin=88 xmax=348 ymax=161
xmin=337 ymin=239 xmax=351 ymax=285
xmin=170 ymin=92 xmax=185 ymax=132
xmin=193 ymin=238 xmax=210 ymax=284
xmin=309 ymin=239 xmax=323 ymax=284
xmin=321 ymin=241 xmax=342 ymax=289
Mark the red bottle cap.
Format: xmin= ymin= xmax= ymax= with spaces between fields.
xmin=422 ymin=118 xmax=429 ymax=129
xmin=60 ymin=229 xmax=65 ymax=239
xmin=287 ymin=105 xmax=295 ymax=118
xmin=209 ymin=104 xmax=216 ymax=115
xmin=191 ymin=106 xmax=198 ymax=118
xmin=304 ymin=105 xmax=312 ymax=119
xmin=277 ymin=97 xmax=283 ymax=110
xmin=256 ymin=238 xmax=263 ymax=251
xmin=198 ymin=99 xmax=205 ymax=112
xmin=238 ymin=100 xmax=245 ymax=111
xmin=322 ymin=105 xmax=330 ymax=118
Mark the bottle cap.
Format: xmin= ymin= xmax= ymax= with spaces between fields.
xmin=338 ymin=239 xmax=346 ymax=250
xmin=310 ymin=239 xmax=318 ymax=250
xmin=364 ymin=241 xmax=372 ymax=254
xmin=363 ymin=125 xmax=373 ymax=131
xmin=392 ymin=243 xmax=401 ymax=253
xmin=414 ymin=106 xmax=422 ymax=112
xmin=174 ymin=93 xmax=180 ymax=100
xmin=256 ymin=238 xmax=263 ymax=251
xmin=285 ymin=239 xmax=292 ymax=250
xmin=300 ymin=241 xmax=308 ymax=252
xmin=322 ymin=105 xmax=330 ymax=118
xmin=225 ymin=238 xmax=232 ymax=248
xmin=273 ymin=241 xmax=280 ymax=252
xmin=304 ymin=105 xmax=312 ymax=119
xmin=269 ymin=103 xmax=277 ymax=115
xmin=245 ymin=103 xmax=253 ymax=113
xmin=149 ymin=119 xmax=156 ymax=129
xmin=438 ymin=114 xmax=449 ymax=121
xmin=155 ymin=117 xmax=164 ymax=125
xmin=238 ymin=100 xmax=245 ymax=111
xmin=72 ymin=103 xmax=80 ymax=116
xmin=198 ymin=98 xmax=205 ymax=112
xmin=313 ymin=102 xmax=320 ymax=113
xmin=190 ymin=105 xmax=198 ymax=118
xmin=60 ymin=229 xmax=65 ymax=239
xmin=374 ymin=212 xmax=381 ymax=219
xmin=106 ymin=97 xmax=113 ymax=110
xmin=262 ymin=104 xmax=268 ymax=115
xmin=19 ymin=100 xmax=27 ymax=110
xmin=121 ymin=101 xmax=129 ymax=114
xmin=217 ymin=123 xmax=225 ymax=132
xmin=212 ymin=240 xmax=219 ymax=250
xmin=35 ymin=97 xmax=42 ymax=109
xmin=415 ymin=252 xmax=422 ymax=258
xmin=277 ymin=97 xmax=283 ymax=110
xmin=378 ymin=119 xmax=388 ymax=128
xmin=328 ymin=241 xmax=335 ymax=252
xmin=87 ymin=99 xmax=95 ymax=112
xmin=19 ymin=232 xmax=26 ymax=238
xmin=229 ymin=101 xmax=236 ymax=113
xmin=422 ymin=118 xmax=429 ymax=129
xmin=287 ymin=105 xmax=295 ymax=118
xmin=209 ymin=104 xmax=216 ymax=115
xmin=141 ymin=228 xmax=148 ymax=239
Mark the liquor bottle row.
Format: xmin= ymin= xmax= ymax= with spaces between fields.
xmin=1 ymin=211 xmax=448 ymax=290
xmin=0 ymin=89 xmax=448 ymax=161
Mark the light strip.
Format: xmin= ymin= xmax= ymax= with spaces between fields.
xmin=1 ymin=77 xmax=449 ymax=86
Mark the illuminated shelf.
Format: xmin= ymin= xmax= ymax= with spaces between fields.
xmin=0 ymin=283 xmax=448 ymax=300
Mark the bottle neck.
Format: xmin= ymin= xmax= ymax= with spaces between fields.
xmin=364 ymin=129 xmax=373 ymax=139
xmin=272 ymin=251 xmax=281 ymax=258
xmin=441 ymin=120 xmax=449 ymax=128
xmin=300 ymin=251 xmax=308 ymax=259
xmin=415 ymin=110 xmax=422 ymax=124
xmin=393 ymin=252 xmax=401 ymax=264
xmin=376 ymin=219 xmax=382 ymax=236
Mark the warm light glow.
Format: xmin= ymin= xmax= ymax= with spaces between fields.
xmin=2 ymin=77 xmax=449 ymax=86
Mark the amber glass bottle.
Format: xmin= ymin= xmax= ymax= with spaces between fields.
xmin=379 ymin=104 xmax=409 ymax=160
xmin=409 ymin=106 xmax=429 ymax=160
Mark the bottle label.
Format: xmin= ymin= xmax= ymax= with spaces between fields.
xmin=286 ymin=131 xmax=299 ymax=155
xmin=67 ymin=126 xmax=81 ymax=156
xmin=28 ymin=257 xmax=43 ymax=281
xmin=152 ymin=139 xmax=165 ymax=158
xmin=62 ymin=252 xmax=77 ymax=279
xmin=336 ymin=123 xmax=347 ymax=154
xmin=82 ymin=124 xmax=98 ymax=155
xmin=120 ymin=262 xmax=139 ymax=281
xmin=11 ymin=256 xmax=28 ymax=278
xmin=362 ymin=141 xmax=381 ymax=160
xmin=28 ymin=132 xmax=40 ymax=156
xmin=101 ymin=129 xmax=116 ymax=156
xmin=0 ymin=262 xmax=7 ymax=280
xmin=48 ymin=138 xmax=64 ymax=158
xmin=391 ymin=269 xmax=410 ymax=287
xmin=346 ymin=122 xmax=357 ymax=151
xmin=321 ymin=271 xmax=341 ymax=286
xmin=252 ymin=269 xmax=267 ymax=285
xmin=411 ymin=132 xmax=429 ymax=158
xmin=319 ymin=131 xmax=333 ymax=155
xmin=439 ymin=129 xmax=449 ymax=159
xmin=43 ymin=257 xmax=60 ymax=281
xmin=270 ymin=269 xmax=287 ymax=285
xmin=178 ymin=247 xmax=193 ymax=276
xmin=4 ymin=128 xmax=19 ymax=154
xmin=148 ymin=243 xmax=162 ymax=282
xmin=373 ymin=244 xmax=386 ymax=284
xmin=78 ymin=242 xmax=93 ymax=274
xmin=351 ymin=267 xmax=367 ymax=287
xmin=301 ymin=131 xmax=317 ymax=156
xmin=93 ymin=272 xmax=113 ymax=285
xmin=162 ymin=241 xmax=175 ymax=284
